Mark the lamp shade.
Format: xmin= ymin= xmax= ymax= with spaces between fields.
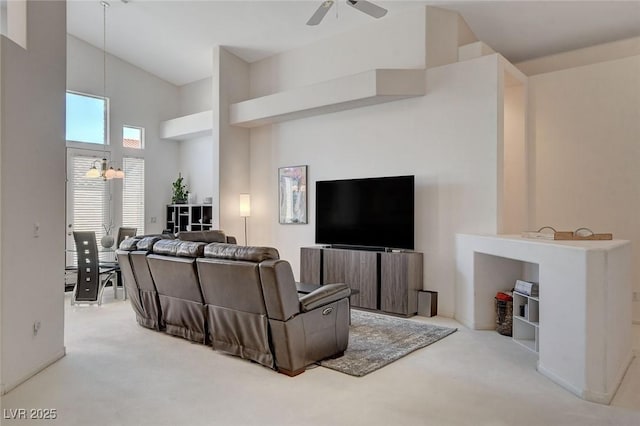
xmin=105 ymin=167 xmax=116 ymax=179
xmin=86 ymin=166 xmax=101 ymax=178
xmin=239 ymin=193 xmax=251 ymax=217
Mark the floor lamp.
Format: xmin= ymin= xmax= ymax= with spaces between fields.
xmin=239 ymin=194 xmax=251 ymax=246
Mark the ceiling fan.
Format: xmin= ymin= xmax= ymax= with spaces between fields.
xmin=307 ymin=0 xmax=388 ymax=26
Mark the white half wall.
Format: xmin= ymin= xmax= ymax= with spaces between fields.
xmin=1 ymin=0 xmax=66 ymax=394
xmin=527 ymin=54 xmax=640 ymax=321
xmin=67 ymin=35 xmax=180 ymax=234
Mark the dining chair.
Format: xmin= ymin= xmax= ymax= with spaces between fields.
xmin=72 ymin=231 xmax=118 ymax=306
xmin=105 ymin=227 xmax=137 ymax=300
xmin=116 ymin=227 xmax=137 ymax=248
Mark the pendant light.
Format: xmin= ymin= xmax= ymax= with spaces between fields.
xmin=86 ymin=0 xmax=124 ymax=181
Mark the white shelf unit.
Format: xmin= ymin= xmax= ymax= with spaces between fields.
xmin=229 ymin=69 xmax=426 ymax=128
xmin=455 ymin=234 xmax=632 ymax=404
xmin=166 ymin=204 xmax=214 ymax=234
xmin=512 ymin=291 xmax=539 ymax=353
xmin=160 ymin=111 xmax=213 ymax=140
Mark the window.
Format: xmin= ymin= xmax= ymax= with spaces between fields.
xmin=122 ymin=157 xmax=145 ymax=235
xmin=67 ymin=152 xmax=111 ymax=265
xmin=66 ymin=92 xmax=107 ymax=145
xmin=123 ymin=125 xmax=144 ymax=149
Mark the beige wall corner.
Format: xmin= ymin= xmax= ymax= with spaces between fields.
xmin=1 ymin=0 xmax=66 ymax=394
xmin=213 ymin=47 xmax=251 ymax=244
xmin=0 ymin=25 xmax=3 ymax=395
xmin=425 ymin=6 xmax=476 ymax=68
xmin=516 ymin=36 xmax=640 ymax=76
xmin=4 ymin=0 xmax=27 ymax=49
xmin=459 ymin=41 xmax=496 ymax=62
xmin=498 ymin=56 xmax=528 ymax=234
xmin=457 ymin=14 xmax=478 ymax=47
xmin=527 ymin=54 xmax=640 ymax=321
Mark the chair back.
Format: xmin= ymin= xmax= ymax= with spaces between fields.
xmin=73 ymin=231 xmax=100 ymax=302
xmin=117 ymin=227 xmax=137 ymax=248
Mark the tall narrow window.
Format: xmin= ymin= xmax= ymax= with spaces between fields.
xmin=123 ymin=125 xmax=143 ymax=149
xmin=71 ymin=155 xmax=110 ymax=237
xmin=66 ymin=92 xmax=107 ymax=145
xmin=67 ymin=153 xmax=111 ymax=266
xmin=123 ymin=157 xmax=145 ymax=234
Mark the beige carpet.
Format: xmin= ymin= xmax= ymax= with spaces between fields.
xmin=2 ymin=294 xmax=639 ymax=426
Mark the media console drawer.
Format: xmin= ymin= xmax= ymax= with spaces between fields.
xmin=300 ymin=247 xmax=423 ymax=316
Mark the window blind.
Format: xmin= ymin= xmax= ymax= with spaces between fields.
xmin=123 ymin=157 xmax=145 ymax=235
xmin=71 ymin=154 xmax=110 ymax=248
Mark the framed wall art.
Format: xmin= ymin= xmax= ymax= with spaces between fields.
xmin=279 ymin=165 xmax=307 ymax=224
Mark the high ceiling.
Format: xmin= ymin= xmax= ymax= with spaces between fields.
xmin=67 ymin=0 xmax=640 ymax=86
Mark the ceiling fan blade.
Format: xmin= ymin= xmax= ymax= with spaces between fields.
xmin=307 ymin=1 xmax=335 ymax=26
xmin=346 ymin=0 xmax=387 ymax=19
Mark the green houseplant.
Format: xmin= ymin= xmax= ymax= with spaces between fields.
xmin=172 ymin=173 xmax=188 ymax=204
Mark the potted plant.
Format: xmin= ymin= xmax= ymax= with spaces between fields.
xmin=172 ymin=173 xmax=188 ymax=204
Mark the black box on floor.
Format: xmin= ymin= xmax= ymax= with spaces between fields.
xmin=417 ymin=290 xmax=438 ymax=317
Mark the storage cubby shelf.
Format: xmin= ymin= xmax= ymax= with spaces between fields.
xmin=229 ymin=69 xmax=426 ymax=128
xmin=166 ymin=204 xmax=214 ymax=234
xmin=513 ymin=291 xmax=540 ymax=354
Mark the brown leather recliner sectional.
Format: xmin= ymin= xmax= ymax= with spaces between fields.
xmin=117 ymin=236 xmax=165 ymax=330
xmin=117 ymin=231 xmax=350 ymax=376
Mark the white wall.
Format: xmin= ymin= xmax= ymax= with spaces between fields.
xmin=213 ymin=47 xmax=250 ymax=239
xmin=242 ymin=7 xmax=506 ymax=317
xmin=526 ymin=53 xmax=640 ymax=321
xmin=179 ymin=77 xmax=212 ymax=114
xmin=0 ymin=10 xmax=4 ymax=391
xmin=177 ymin=78 xmax=214 ymax=206
xmin=250 ymin=9 xmax=426 ymax=98
xmin=67 ymin=35 xmax=180 ymax=234
xmin=0 ymin=0 xmax=66 ymax=394
xmin=500 ymin=68 xmax=528 ymax=233
xmin=178 ymin=136 xmax=214 ymax=206
xmin=0 ymin=0 xmax=26 ymax=49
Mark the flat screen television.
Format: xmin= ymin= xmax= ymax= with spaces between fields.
xmin=315 ymin=175 xmax=414 ymax=250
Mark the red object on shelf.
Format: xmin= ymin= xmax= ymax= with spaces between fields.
xmin=495 ymin=292 xmax=513 ymax=301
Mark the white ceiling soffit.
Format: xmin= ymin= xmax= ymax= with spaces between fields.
xmin=67 ymin=1 xmax=640 ymax=87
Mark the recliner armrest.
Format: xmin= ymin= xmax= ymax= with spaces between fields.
xmin=299 ymin=283 xmax=351 ymax=312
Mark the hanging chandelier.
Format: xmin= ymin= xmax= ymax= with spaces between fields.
xmin=86 ymin=1 xmax=124 ymax=180
xmin=86 ymin=157 xmax=125 ymax=180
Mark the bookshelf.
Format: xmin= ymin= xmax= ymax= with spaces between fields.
xmin=165 ymin=204 xmax=214 ymax=234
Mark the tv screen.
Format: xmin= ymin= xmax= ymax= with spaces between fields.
xmin=315 ymin=175 xmax=414 ymax=250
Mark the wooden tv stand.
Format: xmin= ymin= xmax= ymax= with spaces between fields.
xmin=300 ymin=246 xmax=423 ymax=316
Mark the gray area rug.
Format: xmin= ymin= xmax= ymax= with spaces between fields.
xmin=320 ymin=310 xmax=456 ymax=377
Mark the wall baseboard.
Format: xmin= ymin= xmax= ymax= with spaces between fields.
xmin=1 ymin=347 xmax=66 ymax=396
